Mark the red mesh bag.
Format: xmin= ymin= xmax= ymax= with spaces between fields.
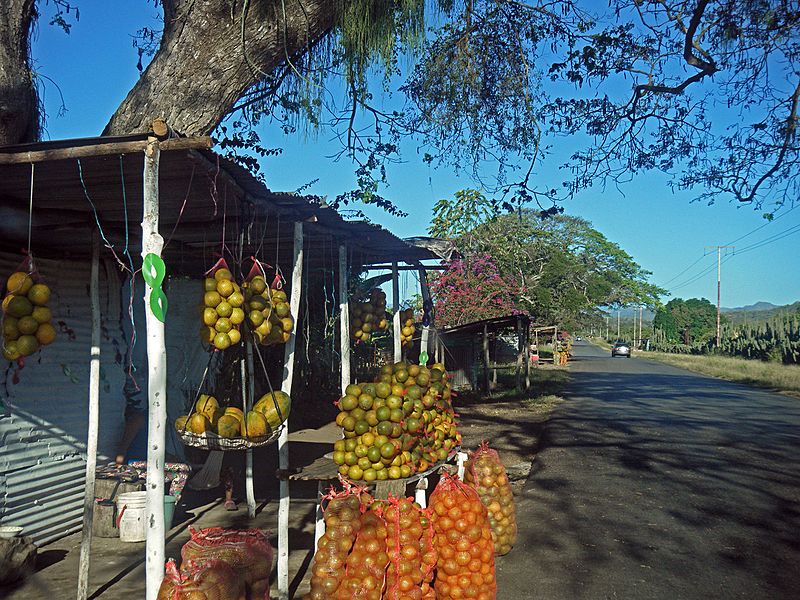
xmin=383 ymin=496 xmax=433 ymax=600
xmin=157 ymin=558 xmax=246 ymax=600
xmin=304 ymin=482 xmax=366 ymax=600
xmin=334 ymin=505 xmax=389 ymax=600
xmin=181 ymin=527 xmax=273 ymax=599
xmin=464 ymin=442 xmax=518 ymax=555
xmin=430 ymin=473 xmax=496 ymax=600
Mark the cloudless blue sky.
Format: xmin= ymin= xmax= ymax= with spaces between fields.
xmin=29 ymin=1 xmax=799 ymax=309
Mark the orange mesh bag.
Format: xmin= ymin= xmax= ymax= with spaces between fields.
xmin=334 ymin=504 xmax=389 ymax=600
xmin=304 ymin=483 xmax=366 ymax=600
xmin=180 ymin=527 xmax=273 ymax=599
xmin=383 ymin=496 xmax=431 ymax=600
xmin=430 ymin=473 xmax=497 ymax=600
xmin=464 ymin=442 xmax=518 ymax=555
xmin=157 ymin=558 xmax=246 ymax=600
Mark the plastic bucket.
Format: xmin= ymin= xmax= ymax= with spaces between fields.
xmin=116 ymin=491 xmax=147 ymax=542
xmin=164 ymin=495 xmax=177 ymax=530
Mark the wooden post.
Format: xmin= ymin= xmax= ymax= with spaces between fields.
xmin=276 ymin=223 xmax=304 ymax=600
xmin=76 ymin=231 xmax=101 ymax=600
xmin=243 ymin=348 xmax=256 ymax=518
xmin=524 ymin=321 xmax=531 ymax=390
xmin=482 ymin=324 xmax=490 ymax=394
xmin=516 ymin=317 xmax=524 ymax=393
xmin=553 ymin=325 xmax=558 ymax=366
xmin=340 ymin=245 xmax=351 ymax=393
xmin=417 ymin=266 xmax=432 ymax=358
xmin=142 ymin=135 xmax=167 ymax=600
xmin=392 ymin=262 xmax=401 ymax=363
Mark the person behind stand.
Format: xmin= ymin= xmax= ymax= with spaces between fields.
xmin=115 ymin=273 xmax=237 ymax=510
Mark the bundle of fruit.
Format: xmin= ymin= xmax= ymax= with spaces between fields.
xmin=304 ymin=487 xmax=364 ymax=600
xmin=334 ymin=504 xmax=389 ymax=600
xmin=181 ymin=527 xmax=273 ymax=599
xmin=175 ymin=391 xmax=289 ymax=445
xmin=158 ymin=558 xmax=246 ymax=600
xmin=429 ymin=474 xmax=496 ymax=600
xmin=383 ymin=496 xmax=437 ymax=600
xmin=464 ymin=442 xmax=517 ymax=556
xmin=350 ymin=288 xmax=389 ymax=343
xmin=332 ymin=362 xmax=461 ymax=481
xmin=2 ymin=270 xmax=56 ymax=361
xmin=200 ymin=263 xmax=245 ymax=351
xmin=399 ymin=309 xmax=415 ymax=348
xmin=242 ymin=272 xmax=294 ymax=347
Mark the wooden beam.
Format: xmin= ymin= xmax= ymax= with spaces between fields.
xmin=0 ymin=136 xmax=213 ymax=165
xmin=142 ymin=137 xmax=167 ymax=600
xmin=278 ymin=222 xmax=304 ymax=600
xmin=417 ymin=266 xmax=432 ymax=358
xmin=483 ymin=324 xmax=490 ymax=395
xmin=76 ymin=230 xmax=101 ymax=600
xmin=366 ymin=264 xmax=447 ymax=271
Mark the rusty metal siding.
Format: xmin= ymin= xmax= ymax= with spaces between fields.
xmin=444 ymin=341 xmax=477 ymax=391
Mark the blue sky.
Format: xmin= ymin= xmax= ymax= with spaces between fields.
xmin=29 ymin=1 xmax=799 ymax=309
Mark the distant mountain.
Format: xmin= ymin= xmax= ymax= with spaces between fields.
xmin=721 ymin=301 xmax=780 ymax=313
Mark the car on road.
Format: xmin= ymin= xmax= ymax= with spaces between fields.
xmin=575 ymin=336 xmax=583 ymax=341
xmin=611 ymin=342 xmax=631 ymax=358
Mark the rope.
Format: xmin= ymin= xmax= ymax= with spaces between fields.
xmin=77 ymin=159 xmax=129 ymax=272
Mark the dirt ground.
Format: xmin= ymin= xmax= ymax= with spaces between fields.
xmin=1 ymin=364 xmax=567 ymax=599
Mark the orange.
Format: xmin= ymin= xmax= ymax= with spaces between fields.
xmin=16 ymin=334 xmax=39 ymax=356
xmin=215 ymin=301 xmax=232 ymax=318
xmin=3 ymin=317 xmax=19 ymax=340
xmin=229 ymin=308 xmax=245 ymax=325
xmin=6 ymin=272 xmax=33 ymax=296
xmin=216 ymin=278 xmax=234 ymax=297
xmin=2 ymin=340 xmax=20 ymax=361
xmin=5 ymin=296 xmax=33 ymax=318
xmin=31 ymin=306 xmax=52 ymax=324
xmin=27 ymin=284 xmax=50 ymax=306
xmin=250 ymin=277 xmax=266 ymax=294
xmin=35 ymin=323 xmax=56 ymax=346
xmin=202 ymin=307 xmax=217 ymax=326
xmin=203 ymin=278 xmax=217 ymax=292
xmin=227 ymin=328 xmax=241 ymax=345
xmin=213 ymin=268 xmax=233 ymax=281
xmin=17 ymin=316 xmax=38 ymax=335
xmin=203 ymin=291 xmax=221 ymax=307
xmin=213 ymin=332 xmax=231 ymax=350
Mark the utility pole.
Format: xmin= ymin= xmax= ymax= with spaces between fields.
xmin=705 ymin=245 xmax=734 ymax=347
xmin=605 ymin=316 xmax=609 ymax=340
xmin=617 ymin=310 xmax=621 ymax=340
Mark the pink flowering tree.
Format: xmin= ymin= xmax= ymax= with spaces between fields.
xmin=430 ymin=253 xmax=521 ymax=328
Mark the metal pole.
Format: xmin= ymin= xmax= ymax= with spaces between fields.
xmin=76 ymin=230 xmax=101 ymax=600
xmin=142 ymin=135 xmax=167 ymax=600
xmin=716 ymin=247 xmax=721 ymax=347
xmin=243 ymin=349 xmax=256 ymax=518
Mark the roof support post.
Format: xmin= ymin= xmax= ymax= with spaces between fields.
xmin=339 ymin=244 xmax=351 ymax=393
xmin=392 ymin=262 xmax=402 ymax=363
xmin=277 ymin=222 xmax=304 ymax=600
xmin=76 ymin=229 xmax=101 ymax=600
xmin=142 ymin=135 xmax=167 ymax=600
xmin=482 ymin=324 xmax=490 ymax=395
xmin=516 ymin=317 xmax=524 ymax=393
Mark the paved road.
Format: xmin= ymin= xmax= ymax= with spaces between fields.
xmin=497 ymin=342 xmax=800 ymax=599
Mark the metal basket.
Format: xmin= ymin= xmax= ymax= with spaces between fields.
xmin=178 ymin=424 xmax=284 ymax=451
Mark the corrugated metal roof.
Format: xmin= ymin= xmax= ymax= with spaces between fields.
xmin=0 ymin=136 xmax=437 ymax=270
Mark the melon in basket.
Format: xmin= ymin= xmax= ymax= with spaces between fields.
xmin=253 ymin=391 xmax=290 ymax=429
xmin=245 ymin=411 xmax=269 ymax=439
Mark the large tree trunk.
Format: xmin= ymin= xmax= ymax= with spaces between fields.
xmin=0 ymin=0 xmax=39 ymax=145
xmin=104 ymin=0 xmax=337 ymax=136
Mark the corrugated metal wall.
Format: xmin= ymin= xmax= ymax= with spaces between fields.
xmin=0 ymin=252 xmax=126 ymax=544
xmin=0 ymin=254 xmax=207 ymax=545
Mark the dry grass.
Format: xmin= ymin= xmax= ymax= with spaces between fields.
xmin=642 ymin=351 xmax=800 ymax=397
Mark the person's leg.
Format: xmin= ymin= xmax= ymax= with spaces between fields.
xmin=115 ymin=408 xmax=145 ymax=464
xmin=222 ymin=466 xmax=237 ymax=510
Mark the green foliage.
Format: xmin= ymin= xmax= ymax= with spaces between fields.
xmin=653 ymin=298 xmax=718 ymax=345
xmin=428 ymin=189 xmax=498 ymax=238
xmin=429 ymin=201 xmax=663 ymax=329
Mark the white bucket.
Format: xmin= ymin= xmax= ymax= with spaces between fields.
xmin=116 ymin=491 xmax=147 ymax=542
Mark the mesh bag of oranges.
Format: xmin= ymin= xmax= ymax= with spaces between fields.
xmin=157 ymin=558 xmax=246 ymax=600
xmin=2 ymin=262 xmax=56 ymax=361
xmin=180 ymin=527 xmax=273 ymax=599
xmin=464 ymin=442 xmax=517 ymax=556
xmin=304 ymin=483 xmax=366 ymax=600
xmin=383 ymin=495 xmax=437 ymax=600
xmin=242 ymin=259 xmax=294 ymax=347
xmin=430 ymin=473 xmax=497 ymax=600
xmin=334 ymin=502 xmax=390 ymax=600
xmin=200 ymin=259 xmax=244 ymax=351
